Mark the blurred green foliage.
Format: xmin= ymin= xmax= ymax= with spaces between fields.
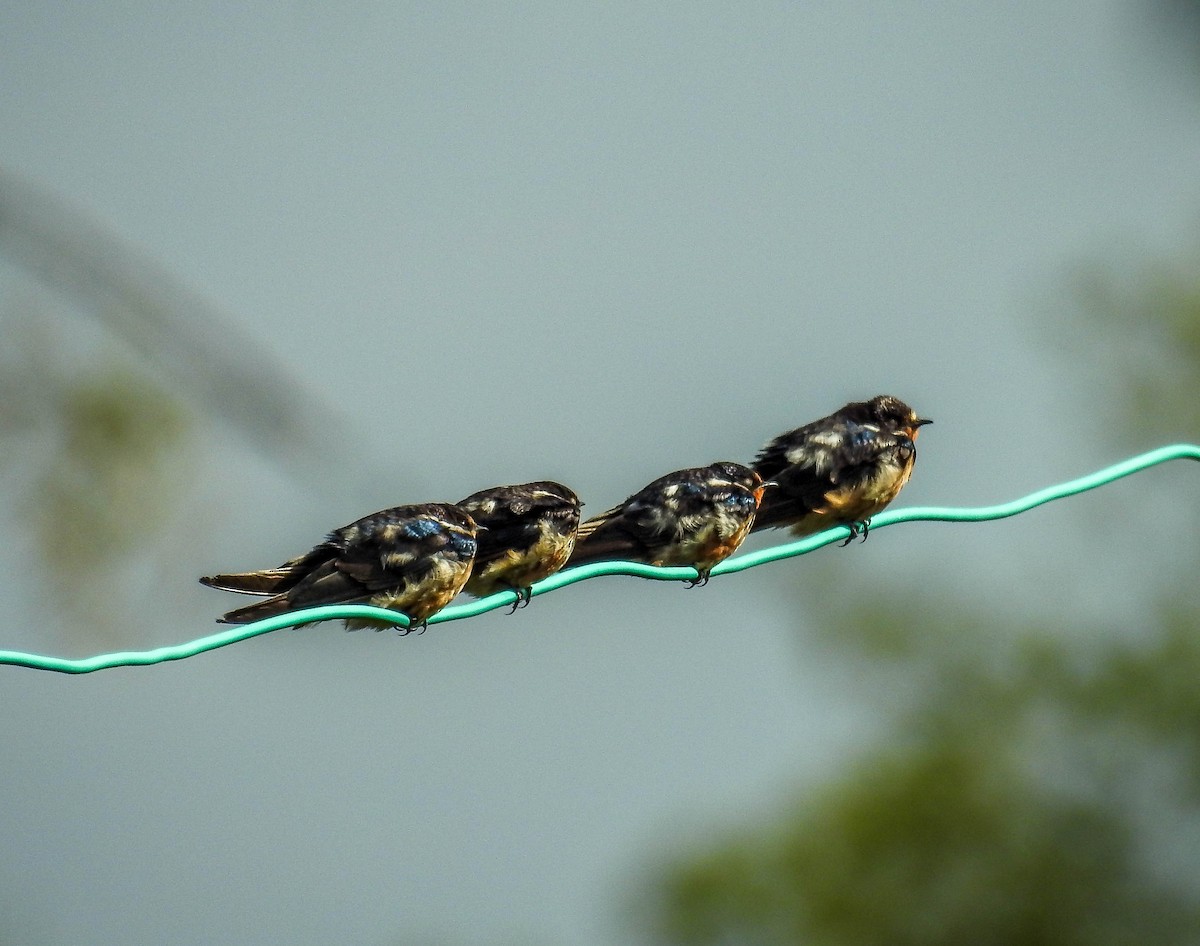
xmin=0 ymin=302 xmax=195 ymax=632
xmin=648 ymin=605 xmax=1200 ymax=945
xmin=30 ymin=365 xmax=191 ymax=573
xmin=655 ymin=742 xmax=1197 ymax=946
xmin=641 ymin=246 xmax=1200 ymax=944
xmin=1070 ymin=249 xmax=1200 ymax=445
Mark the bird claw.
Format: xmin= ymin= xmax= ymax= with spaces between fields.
xmin=684 ymin=574 xmax=711 ymax=588
xmin=506 ymin=587 xmax=533 ymax=614
xmin=839 ymin=520 xmax=871 ymax=546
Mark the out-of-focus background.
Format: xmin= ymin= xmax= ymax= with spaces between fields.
xmin=2 ymin=3 xmax=1199 ymax=944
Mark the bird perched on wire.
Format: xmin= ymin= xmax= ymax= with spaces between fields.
xmin=456 ymin=480 xmax=582 ymax=609
xmin=199 ymin=503 xmax=479 ymax=631
xmin=751 ymin=394 xmax=932 ymax=541
xmin=566 ymin=461 xmax=768 ymax=585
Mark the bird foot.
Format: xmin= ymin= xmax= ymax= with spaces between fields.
xmin=839 ymin=520 xmax=871 ymax=546
xmin=506 ymin=587 xmax=533 ymax=614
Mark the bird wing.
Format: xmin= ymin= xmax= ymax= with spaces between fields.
xmin=569 ymin=489 xmax=672 ymax=565
xmin=275 ymin=511 xmax=463 ymax=607
xmin=460 ymin=492 xmax=553 ymax=568
xmin=753 ymin=420 xmax=906 ymax=528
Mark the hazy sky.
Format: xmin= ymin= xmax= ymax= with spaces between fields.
xmin=2 ymin=3 xmax=1199 ymax=944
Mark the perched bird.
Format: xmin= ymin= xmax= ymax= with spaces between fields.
xmin=456 ymin=480 xmax=582 ymax=609
xmin=200 ymin=503 xmax=478 ymax=631
xmin=751 ymin=394 xmax=932 ymax=540
xmin=566 ymin=461 xmax=767 ymax=585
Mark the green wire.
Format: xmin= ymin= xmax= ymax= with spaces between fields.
xmin=3 ymin=443 xmax=1197 ymax=674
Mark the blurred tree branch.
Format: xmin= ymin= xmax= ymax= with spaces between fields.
xmin=0 ymin=168 xmax=352 ymax=476
xmin=0 ymin=169 xmax=380 ymax=635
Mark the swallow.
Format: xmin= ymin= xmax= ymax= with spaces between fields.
xmin=199 ymin=503 xmax=478 ymax=631
xmin=456 ymin=481 xmax=582 ymax=610
xmin=751 ymin=394 xmax=932 ymax=541
xmin=566 ymin=461 xmax=767 ymax=585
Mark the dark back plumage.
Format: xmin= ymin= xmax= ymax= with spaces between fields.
xmin=752 ymin=394 xmax=931 ymax=533
xmin=456 ymin=480 xmax=583 ymax=601
xmin=201 ymin=502 xmax=478 ymax=626
xmin=458 ymin=481 xmax=581 ymax=572
xmin=569 ymin=461 xmax=764 ymax=577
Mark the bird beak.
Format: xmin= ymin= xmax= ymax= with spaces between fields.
xmin=753 ymin=480 xmax=778 ymax=502
xmin=908 ymin=417 xmax=932 ymax=440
